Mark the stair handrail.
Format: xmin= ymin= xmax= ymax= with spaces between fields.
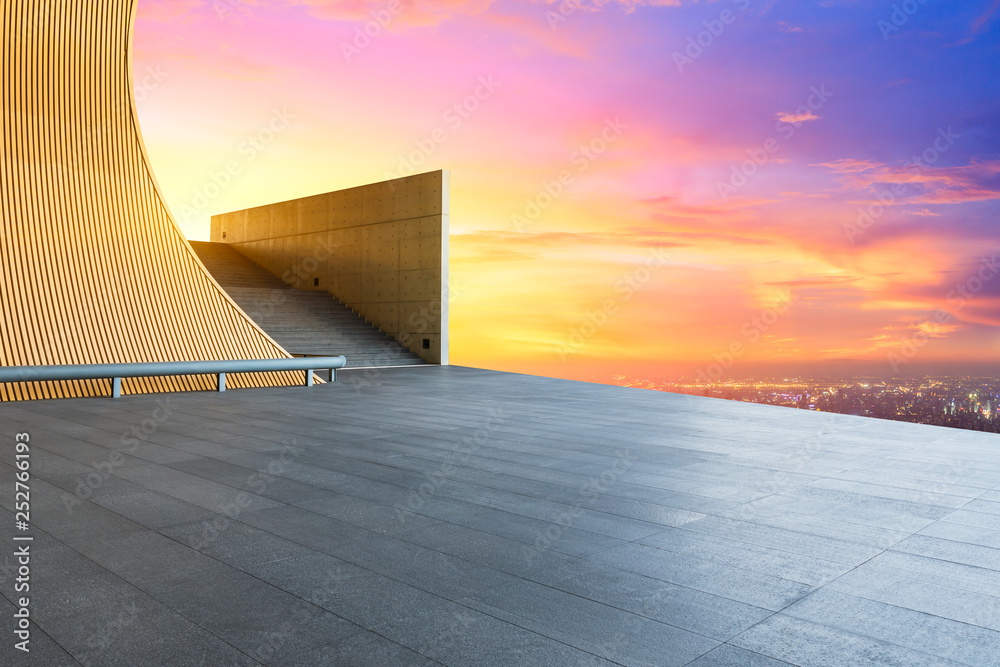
xmin=0 ymin=356 xmax=347 ymax=398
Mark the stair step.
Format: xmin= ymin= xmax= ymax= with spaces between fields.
xmin=190 ymin=241 xmax=425 ymax=369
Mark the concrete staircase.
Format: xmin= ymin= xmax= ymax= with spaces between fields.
xmin=189 ymin=241 xmax=425 ymax=368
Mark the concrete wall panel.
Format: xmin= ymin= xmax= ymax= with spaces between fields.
xmin=212 ymin=171 xmax=449 ymax=363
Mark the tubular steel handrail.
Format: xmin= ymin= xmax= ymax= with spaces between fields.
xmin=0 ymin=356 xmax=347 ymax=398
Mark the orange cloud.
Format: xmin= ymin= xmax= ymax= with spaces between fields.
xmin=289 ymin=0 xmax=494 ymax=27
xmin=812 ymin=158 xmax=883 ymax=174
xmin=775 ymin=111 xmax=821 ymax=124
xmin=286 ymin=0 xmax=683 ymax=28
xmin=780 ymin=191 xmax=831 ymax=199
xmin=137 ymin=0 xmax=202 ymax=21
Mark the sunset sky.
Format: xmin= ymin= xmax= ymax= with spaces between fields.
xmin=133 ymin=0 xmax=1000 ymax=381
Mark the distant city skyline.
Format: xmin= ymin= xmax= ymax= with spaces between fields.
xmin=597 ymin=373 xmax=1000 ymax=433
xmin=133 ymin=0 xmax=1000 ymax=380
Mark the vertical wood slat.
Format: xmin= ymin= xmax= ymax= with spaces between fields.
xmin=1 ymin=0 xmax=302 ymax=400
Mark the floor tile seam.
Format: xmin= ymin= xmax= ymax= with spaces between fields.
xmin=197 ymin=507 xmax=742 ymax=649
xmin=820 ymin=473 xmax=994 ymax=499
xmin=310 ymin=434 xmax=653 ymax=470
xmin=283 ymin=444 xmax=745 ymax=512
xmin=213 ymin=454 xmax=692 ymax=536
xmin=891 ymin=536 xmax=1000 ymax=565
xmin=47 ymin=521 xmax=438 ymax=664
xmin=705 ymin=499 xmax=915 ymax=557
xmin=0 ymin=598 xmax=87 ymax=667
xmin=31 ymin=477 xmax=218 ymax=525
xmin=614 ymin=529 xmax=831 ymax=591
xmin=718 ymin=522 xmax=981 ymax=653
xmin=718 ymin=495 xmax=945 ymax=535
xmin=25 ymin=460 xmax=672 ymax=555
xmin=707 ymin=562 xmax=967 ymax=667
xmin=860 ymin=547 xmax=1000 ymax=596
xmin=378 ymin=595 xmax=635 ymax=667
xmin=907 ymin=493 xmax=1000 ymax=547
xmin=773 ymin=477 xmax=975 ymax=511
xmin=27 ymin=455 xmax=684 ymax=555
xmin=772 ymin=584 xmax=1000 ymax=663
xmin=11 ymin=534 xmax=267 ymax=666
xmin=802 ymin=476 xmax=987 ymax=505
xmin=635 ymin=522 xmax=868 ymax=572
xmin=140 ymin=456 xmax=664 ymax=551
xmin=679 ymin=643 xmax=801 ymax=667
xmin=169 ymin=509 xmax=649 ymax=666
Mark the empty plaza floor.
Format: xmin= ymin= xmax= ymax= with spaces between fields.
xmin=1 ymin=365 xmax=999 ymax=666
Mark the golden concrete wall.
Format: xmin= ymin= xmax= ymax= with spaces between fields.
xmin=211 ymin=171 xmax=449 ymax=364
xmin=0 ymin=0 xmax=302 ymax=400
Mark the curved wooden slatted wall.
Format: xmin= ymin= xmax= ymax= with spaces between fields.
xmin=0 ymin=0 xmax=305 ymax=400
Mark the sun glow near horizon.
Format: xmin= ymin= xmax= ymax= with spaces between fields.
xmin=133 ymin=0 xmax=1000 ymax=380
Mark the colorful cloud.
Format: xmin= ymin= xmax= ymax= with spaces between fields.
xmin=132 ymin=0 xmax=1000 ymax=379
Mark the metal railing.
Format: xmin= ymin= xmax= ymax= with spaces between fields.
xmin=0 ymin=356 xmax=347 ymax=398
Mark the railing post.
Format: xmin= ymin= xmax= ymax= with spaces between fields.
xmin=0 ymin=356 xmax=346 ymax=399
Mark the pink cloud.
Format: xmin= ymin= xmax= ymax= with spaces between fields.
xmin=775 ymin=110 xmax=821 ymax=124
xmin=812 ymin=158 xmax=883 ymax=174
xmin=137 ymin=0 xmax=203 ymax=21
xmin=289 ymin=0 xmax=494 ymax=27
xmin=777 ymin=21 xmax=803 ymax=33
xmin=817 ymin=159 xmax=1000 ymax=205
xmin=780 ymin=191 xmax=831 ymax=199
xmin=972 ymin=0 xmax=1000 ymax=34
xmin=285 ymin=0 xmax=682 ymax=28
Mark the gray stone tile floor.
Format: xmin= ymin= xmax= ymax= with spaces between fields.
xmin=0 ymin=365 xmax=999 ymax=665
